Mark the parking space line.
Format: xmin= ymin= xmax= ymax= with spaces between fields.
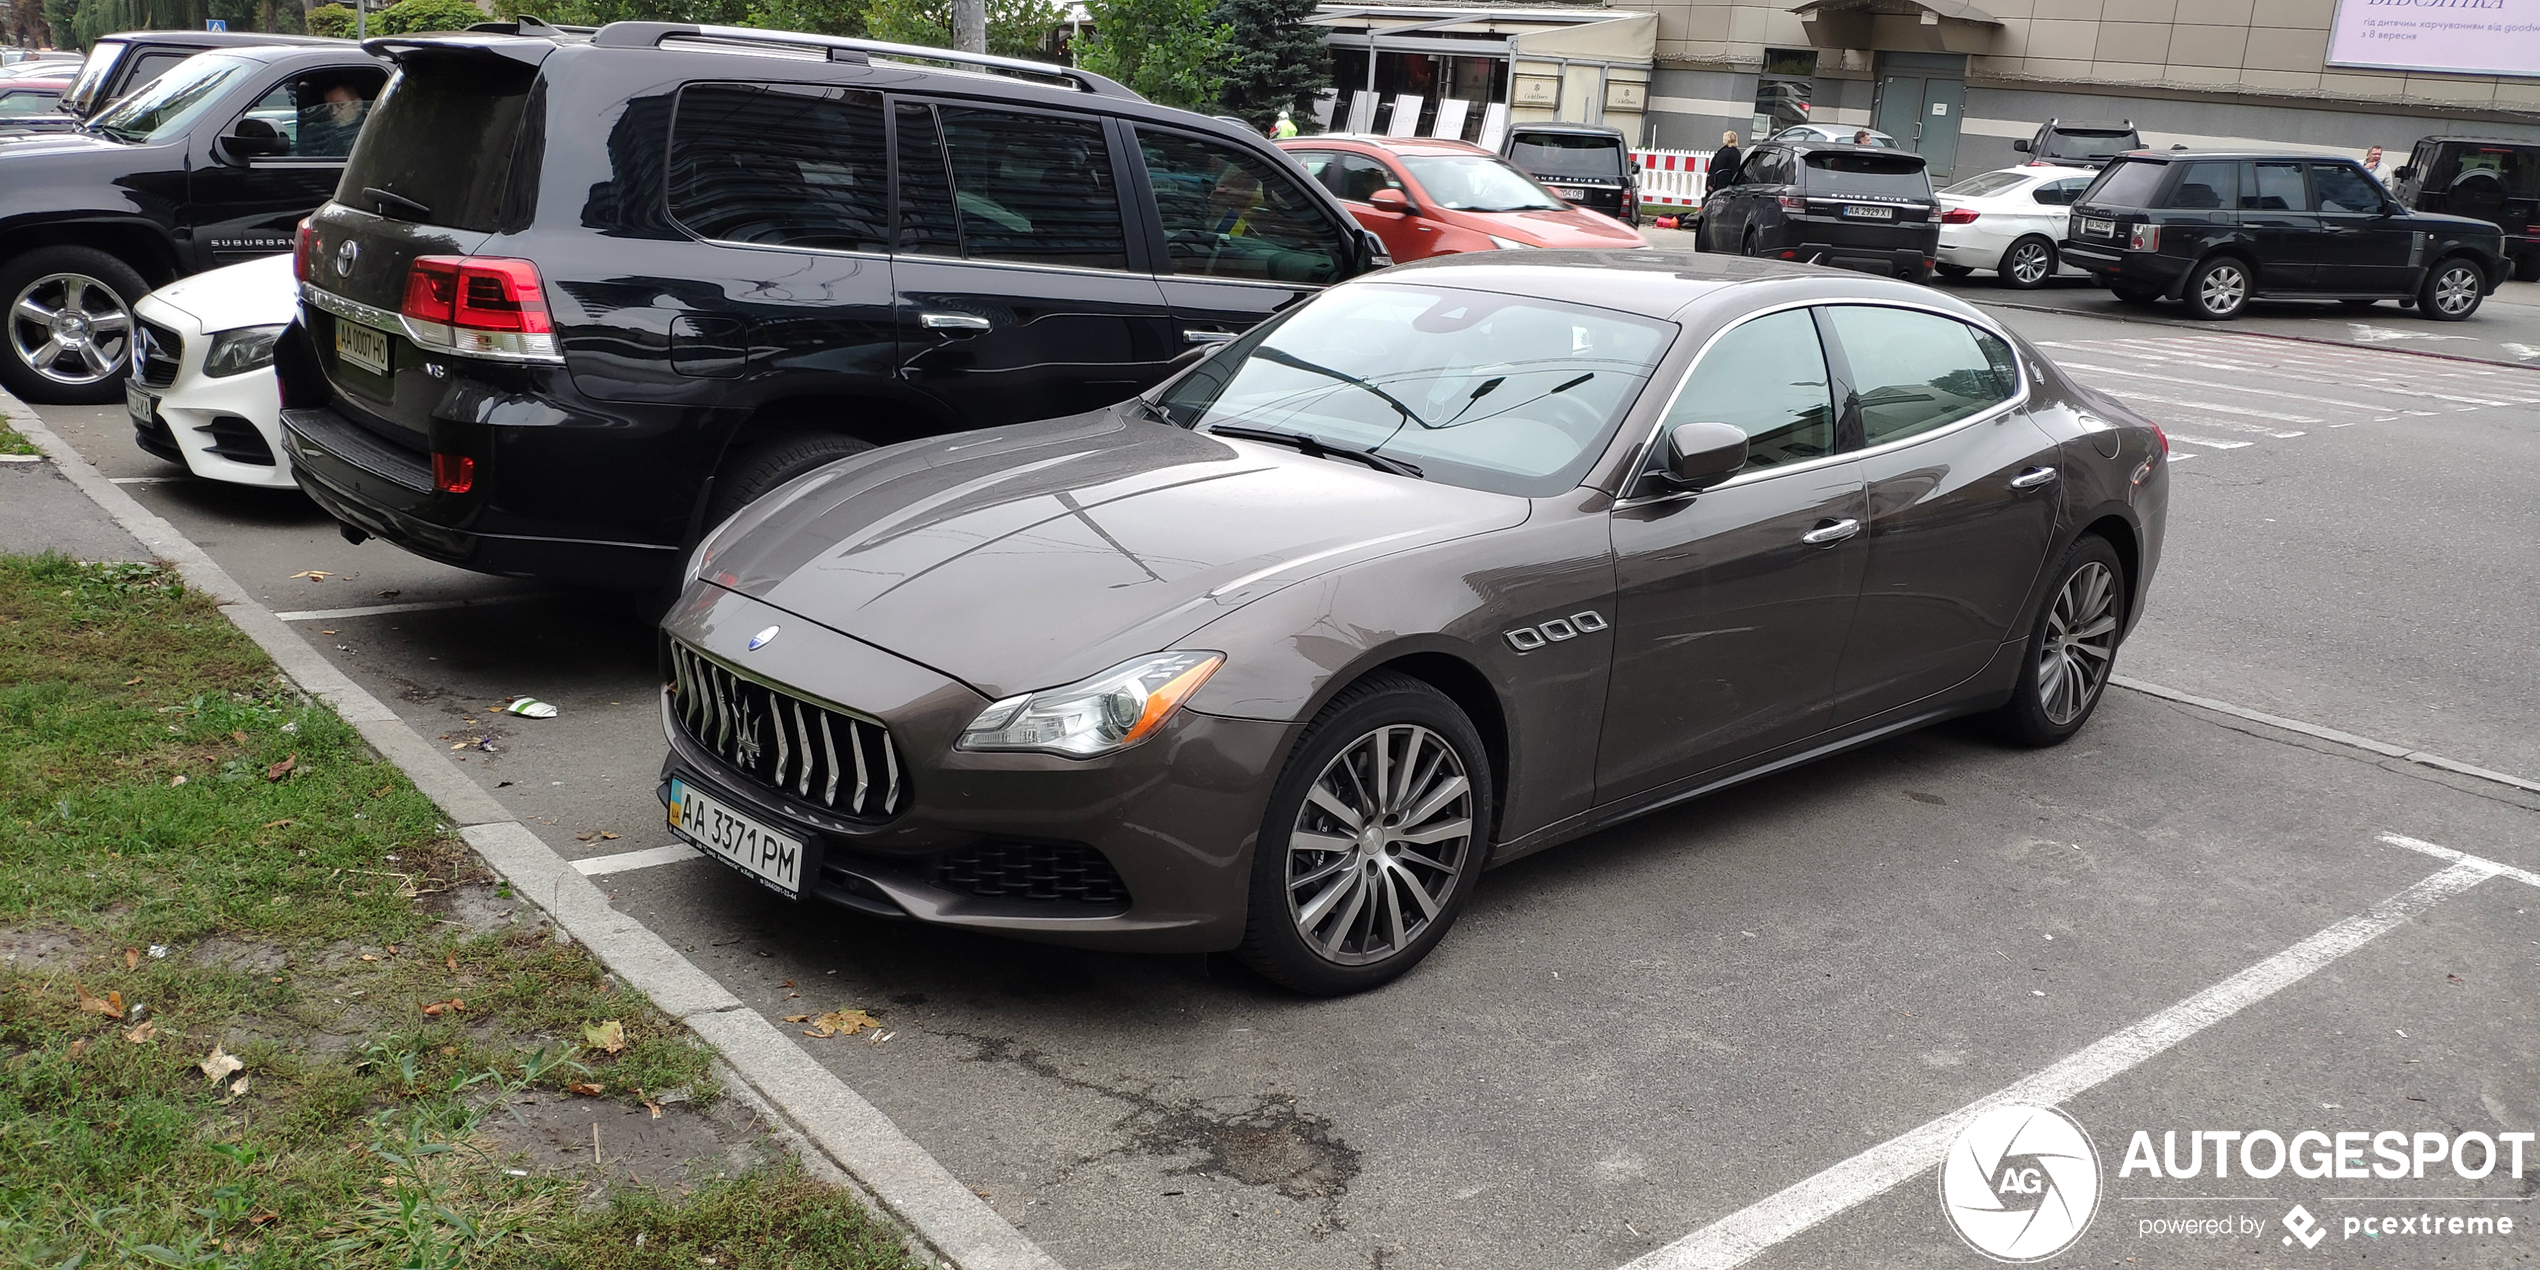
xmin=273 ymin=596 xmax=538 ymax=622
xmin=106 ymin=474 xmax=182 ymax=483
xmin=2374 ymin=833 xmax=2540 ymax=889
xmin=573 ymin=843 xmax=703 ymax=876
xmin=1618 ymin=860 xmax=2499 ymax=1270
xmin=1 ymin=455 xmax=45 ymax=464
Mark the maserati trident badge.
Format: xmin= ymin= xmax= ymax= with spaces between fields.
xmin=748 ymin=625 xmax=779 ymax=651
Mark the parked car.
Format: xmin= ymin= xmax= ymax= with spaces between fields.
xmin=657 ymin=248 xmax=2169 ymax=994
xmin=2059 ymin=150 xmax=2508 ymax=320
xmin=3 ymin=30 xmax=341 ymax=136
xmin=1769 ymin=123 xmax=1898 ymax=149
xmin=0 ymin=43 xmax=386 ymax=402
xmin=129 ymin=253 xmax=297 ymax=488
xmin=2390 ymin=137 xmax=2540 ymax=280
xmin=1933 ymin=166 xmax=2094 ymax=287
xmin=1280 ymin=135 xmax=1646 ymax=262
xmin=0 ymin=72 xmax=68 ymax=120
xmin=1498 ymin=121 xmax=1641 ymax=224
xmin=2013 ymin=119 xmax=2140 ymax=169
xmin=1694 ymin=140 xmax=1937 ymax=280
xmin=279 ymin=23 xmax=1388 ymax=593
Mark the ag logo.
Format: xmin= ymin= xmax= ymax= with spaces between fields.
xmin=1940 ymin=1104 xmax=2101 ymax=1262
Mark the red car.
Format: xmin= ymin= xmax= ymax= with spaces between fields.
xmin=0 ymin=74 xmax=70 ymax=122
xmin=1277 ymin=135 xmax=1647 ymax=262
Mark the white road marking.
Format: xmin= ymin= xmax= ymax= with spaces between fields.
xmin=0 ymin=454 xmax=45 ymax=464
xmin=273 ymin=596 xmax=537 ymax=622
xmin=106 ymin=474 xmax=183 ymax=483
xmin=573 ymin=843 xmax=703 ymax=876
xmin=2052 ymin=360 xmax=2366 ymax=410
xmin=2159 ymin=434 xmax=2253 ymax=449
xmin=2376 ymin=833 xmax=2540 ymax=890
xmin=1617 ymin=861 xmax=2498 ymax=1270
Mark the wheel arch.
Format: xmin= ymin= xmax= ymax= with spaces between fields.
xmin=2170 ymin=245 xmax=2256 ymax=302
xmin=0 ymin=218 xmax=183 ymax=288
xmin=1266 ymin=640 xmax=1515 ymax=844
xmin=680 ymin=391 xmax=966 ymax=548
xmin=2077 ymin=509 xmax=2145 ymax=638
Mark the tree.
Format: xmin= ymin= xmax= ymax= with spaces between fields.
xmin=855 ymin=0 xmax=1052 ymax=56
xmin=1209 ymin=0 xmax=1321 ymax=129
xmin=370 ymin=0 xmax=485 ymax=30
xmin=1076 ymin=0 xmax=1224 ymax=111
xmin=303 ymin=0 xmax=353 ymax=33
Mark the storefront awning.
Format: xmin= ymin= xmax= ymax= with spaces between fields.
xmin=1788 ymin=0 xmax=2000 ymax=52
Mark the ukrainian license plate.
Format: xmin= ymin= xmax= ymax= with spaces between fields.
xmin=1549 ymin=185 xmax=1585 ymax=199
xmin=2082 ymin=217 xmax=2115 ymax=238
xmin=668 ymin=777 xmax=804 ymax=897
xmin=334 ymin=319 xmax=391 ymax=376
xmin=1843 ymin=204 xmax=1894 ymax=220
xmin=126 ymin=379 xmax=156 ymax=426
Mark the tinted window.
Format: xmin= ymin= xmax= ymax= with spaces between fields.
xmin=0 ymin=88 xmax=59 ymax=118
xmin=238 ymin=68 xmax=384 ymax=160
xmin=2160 ymin=161 xmax=2237 ymax=210
xmin=1292 ymin=149 xmax=1404 ymax=204
xmin=667 ymin=84 xmax=887 ymax=253
xmin=1140 ymin=130 xmax=1342 ymax=283
xmin=938 ymin=107 xmax=1127 ymax=271
xmin=2243 ymin=161 xmax=2307 ymax=212
xmin=2032 ymin=177 xmax=2090 ymax=206
xmin=342 ymin=56 xmax=536 ymax=233
xmin=2312 ymin=163 xmax=2386 ymax=213
xmin=1826 ymin=306 xmax=2017 ymax=446
xmin=1801 ymin=152 xmax=1930 ymax=197
xmin=1741 ymin=149 xmax=1788 ymax=185
xmin=2042 ymin=128 xmax=2137 ymax=163
xmin=894 ymin=100 xmax=959 ymax=257
xmin=1507 ymin=132 xmax=1624 ymax=178
xmin=1660 ymin=308 xmax=1834 ymax=472
xmin=2081 ymin=158 xmax=2166 ymax=208
xmin=1943 ymin=171 xmax=2024 ymax=198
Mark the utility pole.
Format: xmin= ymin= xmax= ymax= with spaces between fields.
xmin=951 ymin=0 xmax=985 ymax=53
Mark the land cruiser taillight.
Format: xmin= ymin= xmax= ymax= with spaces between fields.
xmin=2129 ymin=223 xmax=2160 ymax=252
xmin=1941 ymin=207 xmax=1979 ymax=224
xmin=293 ymin=220 xmax=316 ymax=284
xmin=399 ymin=256 xmax=559 ymax=361
xmin=432 ymin=453 xmax=475 ymax=495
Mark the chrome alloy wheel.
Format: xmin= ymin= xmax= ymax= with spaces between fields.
xmin=1285 ymin=723 xmax=1474 ymax=966
xmin=2038 ymin=561 xmax=2119 ymax=726
xmin=2196 ymin=262 xmax=2247 ymax=316
xmin=2008 ymin=239 xmax=2053 ymax=285
xmin=2432 ymin=263 xmax=2481 ymax=317
xmin=9 ymin=272 xmax=133 ymax=387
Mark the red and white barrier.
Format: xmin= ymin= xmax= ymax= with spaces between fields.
xmin=1632 ymin=148 xmax=1715 ymax=209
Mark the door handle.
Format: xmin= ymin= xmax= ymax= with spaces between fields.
xmin=1801 ymin=518 xmax=1861 ymax=545
xmin=920 ymin=312 xmax=992 ymax=332
xmin=1183 ymin=329 xmax=1235 ymax=345
xmin=2009 ymin=466 xmax=2059 ymax=490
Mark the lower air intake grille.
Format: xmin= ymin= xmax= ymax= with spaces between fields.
xmin=668 ymin=641 xmax=905 ymax=819
xmin=934 ymin=842 xmax=1128 ymax=905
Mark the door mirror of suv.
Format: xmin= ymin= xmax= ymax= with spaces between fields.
xmin=219 ymin=119 xmax=288 ymax=162
xmin=2394 ymin=164 xmax=2416 ymax=183
xmin=1368 ymin=187 xmax=1411 ymax=212
xmin=2012 ymin=138 xmax=2032 ymax=153
xmin=1630 ymin=159 xmax=1643 ymax=174
xmin=1663 ymin=421 xmax=1748 ymax=490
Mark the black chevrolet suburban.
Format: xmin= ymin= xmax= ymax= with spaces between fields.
xmin=2 ymin=30 xmax=342 ymax=136
xmin=0 ymin=41 xmax=386 ymax=402
xmin=2060 ymin=150 xmax=2508 ymax=321
xmin=278 ymin=23 xmax=1387 ymax=591
xmin=1693 ymin=140 xmax=1936 ymax=279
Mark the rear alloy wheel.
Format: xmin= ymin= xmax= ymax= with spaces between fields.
xmin=0 ymin=247 xmax=148 ymax=405
xmin=2419 ymin=258 xmax=2485 ymax=321
xmin=1998 ymin=237 xmax=2057 ymax=289
xmin=1992 ymin=535 xmax=2125 ymax=747
xmin=2183 ymin=257 xmax=2250 ymax=320
xmin=1239 ymin=674 xmax=1490 ymax=995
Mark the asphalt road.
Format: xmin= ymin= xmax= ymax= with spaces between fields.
xmin=22 ymin=294 xmax=2540 ymax=1270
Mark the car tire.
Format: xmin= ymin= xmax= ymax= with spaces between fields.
xmin=1740 ymin=229 xmax=1762 ymax=258
xmin=1997 ymin=237 xmax=2057 ymax=289
xmin=1935 ymin=263 xmax=1974 ymax=279
xmin=705 ymin=430 xmax=876 ymax=526
xmin=1990 ymin=535 xmax=2125 ymax=748
xmin=1236 ymin=672 xmax=1492 ymax=996
xmin=2183 ymin=256 xmax=2250 ymax=320
xmin=0 ymin=246 xmax=150 ymax=405
xmin=2418 ymin=257 xmax=2485 ymax=321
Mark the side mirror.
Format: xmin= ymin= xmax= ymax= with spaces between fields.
xmin=2171 ymin=143 xmax=2189 ymax=151
xmin=2012 ymin=138 xmax=2032 ymax=153
xmin=1661 ymin=421 xmax=1748 ymax=491
xmin=1629 ymin=159 xmax=1643 ymax=174
xmin=1368 ymin=187 xmax=1411 ymax=212
xmin=2394 ymin=164 xmax=2417 ymax=182
xmin=220 ymin=122 xmax=287 ymax=161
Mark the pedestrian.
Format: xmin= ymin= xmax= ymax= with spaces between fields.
xmin=1853 ymin=128 xmax=1871 ymax=146
xmin=2361 ymin=144 xmax=2389 ymax=185
xmin=1709 ymin=130 xmax=1742 ymax=195
xmin=1271 ymin=108 xmax=1297 ymax=140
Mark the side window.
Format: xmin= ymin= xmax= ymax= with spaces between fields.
xmin=2160 ymin=160 xmax=2238 ymax=211
xmin=937 ymin=107 xmax=1128 ymax=271
xmin=667 ymin=83 xmax=888 ymax=253
xmin=1826 ymin=306 xmax=2018 ymax=447
xmin=239 ymin=68 xmax=385 ymax=160
xmin=893 ymin=100 xmax=959 ymax=257
xmin=1658 ymin=308 xmax=1836 ymax=472
xmin=2032 ymin=178 xmax=2089 ymax=206
xmin=122 ymin=50 xmax=189 ymax=96
xmin=1333 ymin=153 xmax=1406 ymax=204
xmin=2312 ymin=163 xmax=2386 ymax=213
xmin=1137 ymin=129 xmax=1344 ymax=283
xmin=2243 ymin=161 xmax=2308 ymax=212
xmin=1287 ymin=148 xmax=1345 ymax=198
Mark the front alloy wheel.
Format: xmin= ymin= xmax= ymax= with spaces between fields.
xmin=9 ymin=273 xmax=132 ymax=390
xmin=1992 ymin=535 xmax=2126 ymax=746
xmin=2420 ymin=259 xmax=2484 ymax=321
xmin=2000 ymin=237 xmax=2056 ymax=289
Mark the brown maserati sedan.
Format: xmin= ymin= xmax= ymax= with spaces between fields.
xmin=656 ymin=251 xmax=2170 ymax=995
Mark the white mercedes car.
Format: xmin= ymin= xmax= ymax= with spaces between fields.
xmin=128 ymin=253 xmax=296 ymax=489
xmin=1934 ymin=166 xmax=2097 ymax=289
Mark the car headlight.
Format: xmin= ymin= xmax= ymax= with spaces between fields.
xmin=1485 ymin=235 xmax=1536 ymax=250
xmin=203 ymin=324 xmax=286 ymax=378
xmin=958 ymin=651 xmax=1224 ymax=758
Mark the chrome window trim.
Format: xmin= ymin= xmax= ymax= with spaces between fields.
xmin=1612 ymin=295 xmax=2029 ymax=507
xmin=302 ymin=282 xmax=566 ymax=366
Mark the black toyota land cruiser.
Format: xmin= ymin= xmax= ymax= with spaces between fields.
xmin=0 ymin=41 xmax=387 ymax=403
xmin=2 ymin=29 xmax=342 ymax=137
xmin=1692 ymin=140 xmax=1937 ymax=279
xmin=278 ymin=22 xmax=1388 ymax=591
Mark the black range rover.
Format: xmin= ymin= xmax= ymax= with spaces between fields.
xmin=2060 ymin=150 xmax=2508 ymax=321
xmin=279 ymin=22 xmax=1385 ymax=591
xmin=1693 ymin=141 xmax=1936 ymax=280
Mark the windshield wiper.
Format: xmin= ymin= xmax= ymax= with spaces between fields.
xmin=1252 ymin=346 xmax=1433 ymax=429
xmin=363 ymin=186 xmax=433 ymax=222
xmin=1205 ymin=424 xmax=1423 ymax=479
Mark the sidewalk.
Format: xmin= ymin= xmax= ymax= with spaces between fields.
xmin=0 ymin=449 xmax=150 ymax=562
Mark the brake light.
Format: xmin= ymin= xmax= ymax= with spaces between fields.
xmin=2152 ymin=423 xmax=2169 ymax=456
xmin=432 ymin=453 xmax=475 ymax=494
xmin=293 ymin=220 xmax=316 ymax=284
xmin=1941 ymin=207 xmax=1980 ymax=224
xmin=398 ymin=255 xmax=559 ymax=360
xmin=1779 ymin=194 xmax=1808 ymax=213
xmin=2129 ymin=223 xmax=2160 ymax=252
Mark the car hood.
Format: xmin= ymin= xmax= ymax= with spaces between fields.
xmin=1463 ymin=207 xmax=1647 ymax=247
xmin=0 ymin=126 xmax=117 ymax=154
xmin=140 ymin=252 xmax=297 ymax=326
xmin=704 ymin=409 xmax=1531 ymax=698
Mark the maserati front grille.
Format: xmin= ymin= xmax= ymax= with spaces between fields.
xmin=668 ymin=641 xmax=904 ymax=819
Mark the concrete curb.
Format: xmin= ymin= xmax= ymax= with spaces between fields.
xmin=0 ymin=394 xmax=1062 ymax=1270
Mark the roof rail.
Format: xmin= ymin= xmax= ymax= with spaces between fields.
xmin=589 ymin=21 xmax=1141 ymax=99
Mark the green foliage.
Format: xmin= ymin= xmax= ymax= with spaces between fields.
xmin=304 ymin=0 xmax=355 ymax=34
xmin=1208 ymin=0 xmax=1322 ymax=128
xmin=851 ymin=0 xmax=1054 ymax=57
xmin=369 ymin=0 xmax=486 ymax=32
xmin=1077 ymin=0 xmax=1226 ymax=110
xmin=736 ymin=0 xmax=864 ymax=36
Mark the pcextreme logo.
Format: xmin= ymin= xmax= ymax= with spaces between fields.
xmin=1940 ymin=1105 xmax=2104 ymax=1262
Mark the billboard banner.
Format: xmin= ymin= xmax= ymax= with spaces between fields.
xmin=2328 ymin=0 xmax=2540 ymax=78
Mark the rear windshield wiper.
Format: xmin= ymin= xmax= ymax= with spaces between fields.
xmin=363 ymin=186 xmax=432 ymax=222
xmin=1204 ymin=424 xmax=1424 ymax=479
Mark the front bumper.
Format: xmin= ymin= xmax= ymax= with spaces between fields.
xmin=654 ymin=584 xmax=1298 ymax=953
xmin=130 ymin=299 xmax=293 ymax=490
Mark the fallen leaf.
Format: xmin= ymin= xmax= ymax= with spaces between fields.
xmin=598 ymin=831 xmax=619 ymax=840
xmin=358 ymin=953 xmax=379 ymax=962
xmin=75 ymin=985 xmax=122 ymax=1018
xmin=799 ymin=1009 xmax=879 ymax=1039
xmin=261 ymin=818 xmax=293 ymax=830
xmin=371 ymin=785 xmax=392 ymax=798
xmin=123 ymin=675 xmax=144 ymax=686
xmin=642 ymin=1099 xmax=662 ymax=1119
xmin=263 ymin=754 xmax=297 ymax=782
xmin=386 ymin=944 xmax=398 ymax=955
xmin=124 ymin=948 xmax=139 ymax=971
xmin=228 ymin=1074 xmax=250 ymax=1099
xmin=230 ymin=730 xmax=247 ymax=744
xmin=420 ymin=997 xmax=465 ymax=1017
xmin=248 ymin=1210 xmax=277 ymax=1226
xmin=445 ymin=951 xmax=458 ymax=973
xmin=290 ymin=571 xmax=331 ymax=581
xmin=67 ymin=1039 xmax=87 ymax=1058
xmin=782 ymin=1014 xmax=811 ymax=1023
xmin=200 ymin=1045 xmax=244 ymax=1082
xmin=566 ymin=1080 xmax=605 ymax=1097
xmin=376 ymin=590 xmax=400 ymax=599
xmin=583 ymin=1020 xmax=628 ymax=1054
xmin=778 ymin=980 xmax=794 ymax=989
xmin=169 ymin=775 xmax=186 ymax=787
xmin=124 ymin=1020 xmax=156 ymax=1043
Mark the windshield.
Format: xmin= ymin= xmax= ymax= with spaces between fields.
xmin=63 ymin=40 xmax=123 ymax=114
xmin=1507 ymin=133 xmax=1624 ymax=179
xmin=2045 ymin=129 xmax=2136 ymax=162
xmin=1401 ymin=155 xmax=1564 ymax=212
xmin=1943 ymin=171 xmax=2025 ymax=198
xmin=1802 ymin=152 xmax=1929 ymax=197
xmin=1156 ymin=282 xmax=1674 ymax=496
xmin=88 ymin=53 xmax=247 ymax=143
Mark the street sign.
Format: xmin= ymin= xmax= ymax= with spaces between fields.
xmin=206 ymin=18 xmax=226 ymax=29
